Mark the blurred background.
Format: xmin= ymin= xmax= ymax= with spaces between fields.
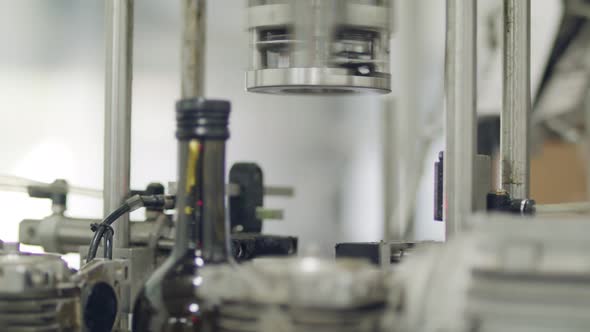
xmin=0 ymin=0 xmax=388 ymax=258
xmin=2 ymin=0 xmax=590 ymax=261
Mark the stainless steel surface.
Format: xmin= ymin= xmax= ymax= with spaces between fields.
xmin=218 ymin=304 xmax=383 ymax=332
xmin=156 ymin=238 xmax=174 ymax=250
xmin=104 ymin=0 xmax=134 ymax=248
xmin=74 ymin=258 xmax=130 ymax=331
xmin=255 ymin=207 xmax=284 ymax=220
xmin=0 ymin=252 xmax=80 ymax=331
xmin=20 ymin=216 xmax=99 ymax=253
xmin=586 ymin=89 xmax=590 ymax=198
xmin=205 ymin=256 xmax=385 ymax=307
xmin=501 ymin=0 xmax=531 ymax=199
xmin=382 ymin=98 xmax=398 ymax=240
xmin=19 ymin=215 xmax=174 ymax=254
xmin=263 ymin=185 xmax=294 ymax=197
xmin=388 ymin=215 xmax=590 ymax=332
xmin=182 ymin=0 xmax=207 ymax=98
xmin=384 ymin=1 xmax=426 ymax=241
xmin=78 ymin=248 xmax=153 ymax=331
xmin=246 ymin=0 xmax=391 ymax=94
xmin=231 ymin=184 xmax=294 ymax=198
xmin=0 ymin=253 xmax=72 ymax=294
xmin=223 ymin=183 xmax=296 ymax=197
xmin=444 ymin=0 xmax=477 ymax=239
xmin=246 ymin=68 xmax=391 ymax=95
xmin=200 ymin=256 xmax=385 ymax=332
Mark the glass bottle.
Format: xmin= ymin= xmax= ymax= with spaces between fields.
xmin=132 ymin=99 xmax=231 ymax=332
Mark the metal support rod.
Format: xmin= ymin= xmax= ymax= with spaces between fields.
xmin=382 ymin=98 xmax=397 ymax=241
xmin=501 ymin=0 xmax=531 ymax=199
xmin=104 ymin=0 xmax=133 ymax=248
xmin=385 ymin=0 xmax=419 ymax=241
xmin=444 ymin=0 xmax=477 ymax=238
xmin=182 ymin=0 xmax=207 ymax=98
xmin=585 ymin=91 xmax=590 ymax=200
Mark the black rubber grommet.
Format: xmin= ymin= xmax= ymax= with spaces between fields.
xmin=176 ymin=98 xmax=231 ymax=140
xmin=83 ymin=282 xmax=118 ymax=332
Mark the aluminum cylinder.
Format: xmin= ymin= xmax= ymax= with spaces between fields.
xmin=246 ymin=0 xmax=392 ymax=95
xmin=0 ymin=252 xmax=81 ymax=331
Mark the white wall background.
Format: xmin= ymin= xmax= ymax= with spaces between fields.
xmin=0 ymin=0 xmax=385 ymax=257
xmin=0 ymin=0 xmax=565 ymax=260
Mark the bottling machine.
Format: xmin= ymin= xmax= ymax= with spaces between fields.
xmin=3 ymin=0 xmax=590 ymax=332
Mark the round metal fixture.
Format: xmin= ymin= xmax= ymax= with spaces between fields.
xmin=0 ymin=252 xmax=80 ymax=331
xmin=246 ymin=0 xmax=392 ymax=95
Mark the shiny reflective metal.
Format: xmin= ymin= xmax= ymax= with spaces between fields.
xmin=182 ymin=0 xmax=207 ymax=98
xmin=444 ymin=0 xmax=478 ymax=239
xmin=501 ymin=0 xmax=531 ymax=199
xmin=19 ymin=213 xmax=174 ymax=254
xmin=20 ymin=215 xmax=100 ymax=253
xmin=104 ymin=0 xmax=134 ymax=248
xmin=246 ymin=0 xmax=392 ymax=95
xmin=255 ymin=207 xmax=284 ymax=220
xmin=74 ymin=258 xmax=129 ymax=331
xmin=388 ymin=215 xmax=590 ymax=332
xmin=0 ymin=252 xmax=80 ymax=331
xmin=200 ymin=256 xmax=386 ymax=332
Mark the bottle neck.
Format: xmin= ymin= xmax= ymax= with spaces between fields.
xmin=173 ymin=139 xmax=229 ymax=263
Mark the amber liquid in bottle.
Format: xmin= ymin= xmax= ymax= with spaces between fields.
xmin=132 ymin=99 xmax=231 ymax=332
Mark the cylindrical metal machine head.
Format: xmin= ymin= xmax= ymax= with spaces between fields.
xmin=246 ymin=0 xmax=392 ymax=95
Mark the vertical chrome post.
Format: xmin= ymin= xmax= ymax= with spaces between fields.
xmin=104 ymin=0 xmax=133 ymax=248
xmin=382 ymin=98 xmax=399 ymax=240
xmin=444 ymin=0 xmax=477 ymax=238
xmin=386 ymin=0 xmax=418 ymax=241
xmin=182 ymin=0 xmax=207 ymax=98
xmin=501 ymin=0 xmax=531 ymax=199
xmin=586 ymin=92 xmax=590 ymax=200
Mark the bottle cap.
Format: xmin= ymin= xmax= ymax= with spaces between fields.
xmin=176 ymin=98 xmax=231 ymax=140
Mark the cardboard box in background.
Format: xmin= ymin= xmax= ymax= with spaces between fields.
xmin=531 ymin=140 xmax=588 ymax=204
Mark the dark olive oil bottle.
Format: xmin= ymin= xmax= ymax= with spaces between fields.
xmin=132 ymin=99 xmax=231 ymax=332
